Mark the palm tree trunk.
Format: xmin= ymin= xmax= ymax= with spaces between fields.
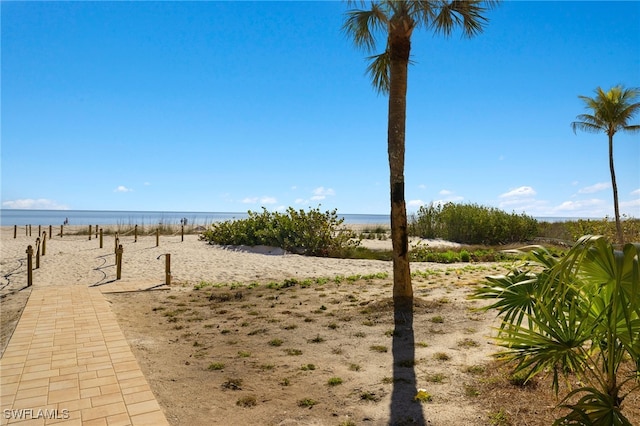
xmin=608 ymin=133 xmax=624 ymax=245
xmin=387 ymin=30 xmax=412 ymax=311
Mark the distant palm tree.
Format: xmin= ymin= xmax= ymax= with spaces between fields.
xmin=343 ymin=0 xmax=499 ymax=310
xmin=572 ymin=85 xmax=640 ymax=245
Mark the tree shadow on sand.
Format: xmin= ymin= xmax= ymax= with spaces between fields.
xmin=389 ymin=304 xmax=425 ymax=425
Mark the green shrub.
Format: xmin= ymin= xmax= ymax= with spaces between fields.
xmin=409 ymin=202 xmax=538 ymax=245
xmin=201 ymin=207 xmax=359 ymax=257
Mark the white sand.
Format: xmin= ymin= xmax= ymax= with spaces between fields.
xmin=1 ymin=227 xmax=465 ymax=292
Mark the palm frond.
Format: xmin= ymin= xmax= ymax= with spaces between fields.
xmin=342 ymin=5 xmax=388 ymax=53
xmin=556 ymin=386 xmax=634 ymax=426
xmin=573 ymin=85 xmax=640 ymax=136
xmin=430 ymin=0 xmax=492 ymax=37
xmin=365 ymin=50 xmax=391 ymax=94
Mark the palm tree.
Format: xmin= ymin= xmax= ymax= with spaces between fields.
xmin=343 ymin=0 xmax=499 ymax=310
xmin=571 ymin=85 xmax=640 ymax=245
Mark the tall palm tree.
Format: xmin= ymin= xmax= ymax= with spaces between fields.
xmin=343 ymin=0 xmax=499 ymax=310
xmin=571 ymin=85 xmax=640 ymax=245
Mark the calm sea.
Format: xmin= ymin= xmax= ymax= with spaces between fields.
xmin=0 ymin=209 xmax=584 ymax=227
xmin=0 ymin=209 xmax=391 ymax=227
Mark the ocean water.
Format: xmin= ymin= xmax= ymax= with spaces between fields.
xmin=0 ymin=209 xmax=391 ymax=227
xmin=0 ymin=209 xmax=590 ymax=227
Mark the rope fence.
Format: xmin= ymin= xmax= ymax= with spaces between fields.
xmin=11 ymin=224 xmax=178 ymax=288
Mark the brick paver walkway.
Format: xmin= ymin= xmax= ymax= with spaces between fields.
xmin=1 ymin=286 xmax=169 ymax=425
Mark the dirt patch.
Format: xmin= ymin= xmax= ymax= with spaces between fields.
xmin=107 ymin=272 xmax=640 ymax=425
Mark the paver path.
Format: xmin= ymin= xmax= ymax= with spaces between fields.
xmin=1 ymin=286 xmax=169 ymax=425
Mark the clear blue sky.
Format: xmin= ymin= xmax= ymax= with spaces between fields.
xmin=2 ymin=1 xmax=639 ymax=218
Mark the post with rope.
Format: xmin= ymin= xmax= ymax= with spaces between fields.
xmin=26 ymin=245 xmax=33 ymax=287
xmin=99 ymin=228 xmax=103 ymax=248
xmin=35 ymin=238 xmax=41 ymax=269
xmin=156 ymin=229 xmax=159 ymax=247
xmin=115 ymin=235 xmax=120 ymax=255
xmin=157 ymin=254 xmax=171 ymax=286
xmin=116 ymin=245 xmax=123 ymax=280
xmin=134 ymin=224 xmax=138 ymax=243
xmin=42 ymin=232 xmax=47 ymax=256
xmin=89 ymin=225 xmax=92 ymax=240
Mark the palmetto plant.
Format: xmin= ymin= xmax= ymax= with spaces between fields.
xmin=474 ymin=236 xmax=639 ymax=425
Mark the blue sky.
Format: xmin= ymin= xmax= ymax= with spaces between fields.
xmin=2 ymin=1 xmax=639 ymax=218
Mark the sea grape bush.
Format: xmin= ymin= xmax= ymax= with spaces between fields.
xmin=409 ymin=202 xmax=538 ymax=245
xmin=201 ymin=207 xmax=358 ymax=257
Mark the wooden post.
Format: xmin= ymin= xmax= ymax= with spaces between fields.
xmin=115 ymin=236 xmax=120 ymax=255
xmin=181 ymin=225 xmax=184 ymax=242
xmin=13 ymin=225 xmax=17 ymax=239
xmin=116 ymin=245 xmax=123 ymax=280
xmin=156 ymin=229 xmax=159 ymax=247
xmin=165 ymin=254 xmax=171 ymax=285
xmin=89 ymin=225 xmax=92 ymax=240
xmin=29 ymin=225 xmax=32 ymax=236
xmin=134 ymin=224 xmax=138 ymax=243
xmin=35 ymin=238 xmax=41 ymax=269
xmin=60 ymin=225 xmax=63 ymax=238
xmin=41 ymin=232 xmax=47 ymax=256
xmin=26 ymin=245 xmax=33 ymax=287
xmin=49 ymin=225 xmax=52 ymax=239
xmin=38 ymin=225 xmax=41 ymax=236
xmin=95 ymin=225 xmax=98 ymax=239
xmin=99 ymin=228 xmax=103 ymax=248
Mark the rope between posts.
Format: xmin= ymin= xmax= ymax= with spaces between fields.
xmin=0 ymin=258 xmax=25 ymax=292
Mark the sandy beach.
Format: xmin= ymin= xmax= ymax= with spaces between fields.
xmin=2 ymin=226 xmax=638 ymax=425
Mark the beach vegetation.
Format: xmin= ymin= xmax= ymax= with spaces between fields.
xmin=327 ymin=377 xmax=343 ymax=386
xmin=236 ymin=395 xmax=257 ymax=407
xmin=201 ymin=206 xmax=358 ymax=257
xmin=343 ymin=0 xmax=500 ymax=312
xmin=473 ymin=236 xmax=640 ymax=425
xmin=297 ymin=398 xmax=317 ymax=408
xmin=409 ymin=202 xmax=538 ymax=245
xmin=571 ymin=85 xmax=640 ymax=245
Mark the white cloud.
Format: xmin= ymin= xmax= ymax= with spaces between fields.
xmin=114 ymin=185 xmax=133 ymax=193
xmin=242 ymin=196 xmax=277 ymax=205
xmin=311 ymin=186 xmax=335 ymax=201
xmin=499 ymin=186 xmax=536 ymax=198
xmin=144 ymin=182 xmax=151 ymax=186
xmin=554 ymin=199 xmax=607 ymax=213
xmin=439 ymin=189 xmax=453 ymax=195
xmin=631 ymin=188 xmax=640 ymax=196
xmin=578 ymin=182 xmax=609 ymax=194
xmin=418 ymin=184 xmax=427 ymax=190
xmin=2 ymin=198 xmax=69 ymax=210
xmin=408 ymin=199 xmax=425 ymax=208
xmin=433 ymin=196 xmax=464 ymax=205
